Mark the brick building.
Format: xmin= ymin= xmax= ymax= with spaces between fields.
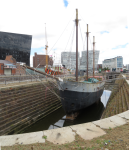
xmin=33 ymin=53 xmax=53 ymax=68
xmin=16 ymin=62 xmax=26 ymax=75
xmin=0 ymin=55 xmax=26 ymax=75
xmin=0 ymin=60 xmax=16 ymax=75
xmin=5 ymin=55 xmax=17 ymax=65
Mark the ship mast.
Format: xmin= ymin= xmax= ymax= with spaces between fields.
xmin=86 ymin=24 xmax=89 ymax=81
xmin=45 ymin=23 xmax=48 ymax=69
xmin=75 ymin=9 xmax=79 ymax=81
xmin=93 ymin=36 xmax=95 ymax=78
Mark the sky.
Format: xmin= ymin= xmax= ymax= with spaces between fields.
xmin=0 ymin=0 xmax=128 ymax=67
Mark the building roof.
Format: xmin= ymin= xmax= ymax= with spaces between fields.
xmin=6 ymin=64 xmax=16 ymax=67
xmin=0 ymin=60 xmax=13 ymax=65
xmin=103 ymin=56 xmax=123 ymax=61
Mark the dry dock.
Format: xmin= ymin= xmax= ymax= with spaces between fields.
xmin=0 ymin=79 xmax=61 ymax=135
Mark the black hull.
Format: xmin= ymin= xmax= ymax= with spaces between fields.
xmin=60 ymin=89 xmax=104 ymax=114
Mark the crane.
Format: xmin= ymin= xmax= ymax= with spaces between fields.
xmin=45 ymin=23 xmax=48 ymax=69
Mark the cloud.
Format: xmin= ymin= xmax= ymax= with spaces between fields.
xmin=0 ymin=0 xmax=128 ymax=66
xmin=100 ymin=31 xmax=109 ymax=34
xmin=112 ymin=43 xmax=129 ymax=49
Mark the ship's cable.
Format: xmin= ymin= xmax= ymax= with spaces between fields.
xmin=22 ymin=66 xmax=63 ymax=100
xmin=48 ymin=10 xmax=75 ymax=54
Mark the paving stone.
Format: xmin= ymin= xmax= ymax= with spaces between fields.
xmin=0 ymin=131 xmax=44 ymax=146
xmin=43 ymin=127 xmax=75 ymax=144
xmin=109 ymin=115 xmax=127 ymax=126
xmin=118 ymin=110 xmax=129 ymax=120
xmin=92 ymin=118 xmax=117 ymax=129
xmin=70 ymin=123 xmax=106 ymax=140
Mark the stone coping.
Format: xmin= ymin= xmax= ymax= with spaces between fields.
xmin=0 ymin=110 xmax=129 ymax=146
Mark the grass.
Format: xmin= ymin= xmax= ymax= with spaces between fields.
xmin=1 ymin=122 xmax=129 ymax=150
xmin=42 ymin=135 xmax=47 ymax=140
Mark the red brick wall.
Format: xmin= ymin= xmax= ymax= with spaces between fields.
xmin=5 ymin=55 xmax=16 ymax=65
xmin=0 ymin=63 xmax=4 ymax=75
xmin=16 ymin=63 xmax=26 ymax=75
xmin=12 ymin=68 xmax=16 ymax=75
xmin=33 ymin=53 xmax=53 ymax=68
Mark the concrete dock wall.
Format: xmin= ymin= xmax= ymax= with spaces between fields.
xmin=0 ymin=81 xmax=61 ymax=135
xmin=101 ymin=75 xmax=129 ymax=118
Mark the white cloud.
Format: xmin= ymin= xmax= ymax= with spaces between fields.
xmin=0 ymin=0 xmax=128 ymax=66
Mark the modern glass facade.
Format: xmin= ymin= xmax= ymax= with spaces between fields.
xmin=117 ymin=57 xmax=123 ymax=68
xmin=0 ymin=31 xmax=32 ymax=66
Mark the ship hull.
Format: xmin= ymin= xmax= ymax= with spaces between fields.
xmin=57 ymin=79 xmax=105 ymax=114
xmin=60 ymin=89 xmax=103 ymax=114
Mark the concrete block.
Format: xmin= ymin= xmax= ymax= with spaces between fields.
xmin=92 ymin=118 xmax=117 ymax=129
xmin=70 ymin=123 xmax=106 ymax=140
xmin=109 ymin=115 xmax=127 ymax=126
xmin=118 ymin=110 xmax=129 ymax=120
xmin=0 ymin=131 xmax=44 ymax=146
xmin=43 ymin=127 xmax=75 ymax=144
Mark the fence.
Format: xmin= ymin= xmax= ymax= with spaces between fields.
xmin=0 ymin=74 xmax=46 ymax=85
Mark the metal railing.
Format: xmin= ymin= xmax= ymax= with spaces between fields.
xmin=0 ymin=74 xmax=47 ymax=85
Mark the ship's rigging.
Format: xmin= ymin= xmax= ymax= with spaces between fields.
xmin=45 ymin=23 xmax=48 ymax=69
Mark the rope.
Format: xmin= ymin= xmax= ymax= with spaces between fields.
xmin=79 ymin=22 xmax=85 ymax=51
xmin=67 ymin=24 xmax=75 ymax=69
xmin=78 ymin=22 xmax=85 ymax=71
xmin=48 ymin=10 xmax=75 ymax=54
xmin=33 ymin=11 xmax=75 ymax=69
xmin=78 ymin=12 xmax=87 ymax=25
xmin=89 ymin=34 xmax=93 ymax=50
xmin=64 ymin=23 xmax=75 ymax=53
xmin=22 ymin=66 xmax=63 ymax=100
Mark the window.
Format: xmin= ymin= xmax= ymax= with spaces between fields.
xmin=117 ymin=57 xmax=123 ymax=68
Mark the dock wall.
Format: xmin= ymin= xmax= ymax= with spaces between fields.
xmin=101 ymin=75 xmax=129 ymax=118
xmin=1 ymin=74 xmax=129 ymax=147
xmin=0 ymin=81 xmax=61 ymax=136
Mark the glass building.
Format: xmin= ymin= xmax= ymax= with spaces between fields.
xmin=102 ymin=56 xmax=123 ymax=72
xmin=117 ymin=57 xmax=123 ymax=68
xmin=0 ymin=31 xmax=32 ymax=66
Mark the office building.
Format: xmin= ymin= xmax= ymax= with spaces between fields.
xmin=0 ymin=31 xmax=32 ymax=66
xmin=80 ymin=50 xmax=99 ymax=71
xmin=61 ymin=52 xmax=80 ymax=69
xmin=61 ymin=50 xmax=99 ymax=71
xmin=126 ymin=64 xmax=129 ymax=70
xmin=102 ymin=56 xmax=123 ymax=72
